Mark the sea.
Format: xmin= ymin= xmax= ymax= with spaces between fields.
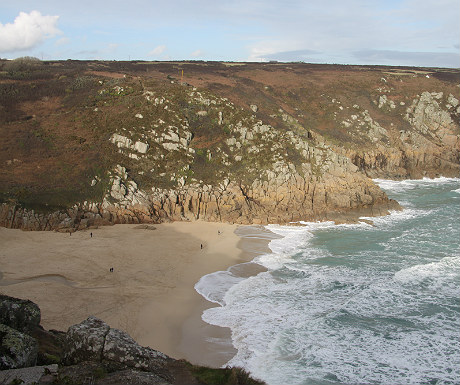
xmin=195 ymin=177 xmax=460 ymax=385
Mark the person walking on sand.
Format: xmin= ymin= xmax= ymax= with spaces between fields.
xmin=90 ymin=232 xmax=93 ymax=238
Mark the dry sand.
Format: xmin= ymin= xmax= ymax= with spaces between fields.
xmin=0 ymin=222 xmax=272 ymax=367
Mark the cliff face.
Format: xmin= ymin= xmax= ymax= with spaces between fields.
xmin=0 ymin=61 xmax=458 ymax=230
xmin=342 ymin=90 xmax=459 ymax=178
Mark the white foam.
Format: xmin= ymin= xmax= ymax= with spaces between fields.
xmin=195 ymin=179 xmax=460 ymax=384
xmin=374 ymin=177 xmax=460 ymax=193
xmin=394 ymin=256 xmax=460 ymax=296
xmin=195 ymin=270 xmax=244 ymax=305
xmin=203 ymin=256 xmax=459 ymax=383
xmin=203 ymin=256 xmax=460 ymax=384
xmin=253 ymin=224 xmax=312 ymax=269
xmin=360 ymin=206 xmax=433 ymax=228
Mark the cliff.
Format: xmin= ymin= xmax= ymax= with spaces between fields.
xmin=0 ymin=60 xmax=458 ymax=230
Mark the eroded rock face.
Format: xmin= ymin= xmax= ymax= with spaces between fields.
xmin=0 ymin=169 xmax=400 ymax=230
xmin=0 ymin=294 xmax=41 ymax=332
xmin=0 ymin=324 xmax=38 ymax=370
xmin=63 ymin=316 xmax=169 ymax=375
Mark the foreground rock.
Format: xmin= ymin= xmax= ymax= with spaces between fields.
xmin=0 ymin=324 xmax=38 ymax=370
xmin=0 ymin=295 xmax=265 ymax=384
xmin=0 ymin=364 xmax=58 ymax=385
xmin=64 ymin=316 xmax=170 ymax=379
xmin=0 ymin=295 xmax=41 ymax=332
xmin=0 ymin=295 xmax=41 ymax=370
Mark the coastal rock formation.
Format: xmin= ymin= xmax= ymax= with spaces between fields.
xmin=64 ymin=316 xmax=110 ymax=365
xmin=64 ymin=316 xmax=169 ymax=376
xmin=0 ymin=295 xmax=41 ymax=332
xmin=0 ymin=295 xmax=41 ymax=370
xmin=0 ymin=364 xmax=58 ymax=385
xmin=0 ymin=324 xmax=39 ymax=370
xmin=0 ymin=172 xmax=399 ymax=230
xmin=342 ymin=91 xmax=460 ymax=178
xmin=0 ymin=61 xmax=458 ymax=231
xmin=0 ymin=296 xmax=65 ymax=372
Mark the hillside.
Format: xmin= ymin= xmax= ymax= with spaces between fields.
xmin=0 ymin=59 xmax=459 ymax=230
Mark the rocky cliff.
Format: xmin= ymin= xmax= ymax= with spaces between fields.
xmin=0 ymin=60 xmax=458 ymax=230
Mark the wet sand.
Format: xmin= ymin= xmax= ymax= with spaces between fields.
xmin=0 ymin=222 xmax=274 ymax=367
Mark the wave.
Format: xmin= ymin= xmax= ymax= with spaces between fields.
xmin=394 ymin=256 xmax=460 ymax=297
xmin=374 ymin=176 xmax=460 ymax=193
xmin=360 ymin=206 xmax=434 ymax=227
xmin=195 ymin=269 xmax=246 ymax=305
xmin=202 ymin=254 xmax=460 ymax=384
xmin=195 ymin=179 xmax=460 ymax=384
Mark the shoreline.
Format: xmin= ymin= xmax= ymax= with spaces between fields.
xmin=179 ymin=225 xmax=279 ymax=367
xmin=0 ymin=222 xmax=275 ymax=368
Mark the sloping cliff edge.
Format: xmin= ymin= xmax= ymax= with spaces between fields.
xmin=0 ymin=61 xmax=458 ymax=231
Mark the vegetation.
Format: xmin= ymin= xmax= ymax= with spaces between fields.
xmin=186 ymin=362 xmax=266 ymax=385
xmin=3 ymin=56 xmax=47 ymax=80
xmin=1 ymin=59 xmax=458 ymax=213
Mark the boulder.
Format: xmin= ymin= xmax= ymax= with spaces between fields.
xmin=63 ymin=316 xmax=110 ymax=365
xmin=0 ymin=324 xmax=38 ymax=369
xmin=102 ymin=328 xmax=168 ymax=372
xmin=63 ymin=316 xmax=170 ymax=375
xmin=0 ymin=294 xmax=41 ymax=332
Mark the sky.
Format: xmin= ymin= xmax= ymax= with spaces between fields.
xmin=0 ymin=0 xmax=459 ymax=67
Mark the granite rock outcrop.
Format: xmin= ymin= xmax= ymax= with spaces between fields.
xmin=64 ymin=316 xmax=169 ymax=376
xmin=0 ymin=324 xmax=39 ymax=370
xmin=0 ymin=296 xmax=41 ymax=370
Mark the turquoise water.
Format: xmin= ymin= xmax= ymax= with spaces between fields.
xmin=196 ymin=178 xmax=460 ymax=385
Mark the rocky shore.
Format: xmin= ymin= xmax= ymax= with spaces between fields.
xmin=0 ymin=177 xmax=400 ymax=232
xmin=0 ymin=295 xmax=264 ymax=385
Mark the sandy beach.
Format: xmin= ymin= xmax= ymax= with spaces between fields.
xmin=0 ymin=222 xmax=272 ymax=367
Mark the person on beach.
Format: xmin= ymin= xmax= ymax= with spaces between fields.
xmin=200 ymin=244 xmax=203 ymax=249
xmin=90 ymin=232 xmax=93 ymax=238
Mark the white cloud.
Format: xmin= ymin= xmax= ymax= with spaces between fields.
xmin=247 ymin=39 xmax=303 ymax=62
xmin=148 ymin=45 xmax=166 ymax=56
xmin=191 ymin=49 xmax=204 ymax=58
xmin=0 ymin=11 xmax=61 ymax=53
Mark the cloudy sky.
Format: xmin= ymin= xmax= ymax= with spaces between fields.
xmin=1 ymin=0 xmax=459 ymax=67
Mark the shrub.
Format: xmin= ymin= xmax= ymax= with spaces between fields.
xmin=4 ymin=56 xmax=41 ymax=72
xmin=187 ymin=363 xmax=266 ymax=385
xmin=3 ymin=57 xmax=49 ymax=80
